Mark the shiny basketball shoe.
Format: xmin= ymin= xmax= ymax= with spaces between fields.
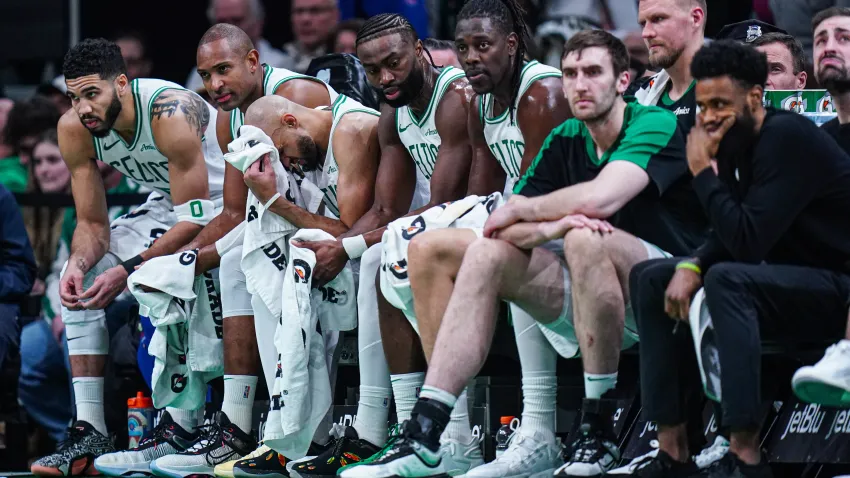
xmin=32 ymin=421 xmax=116 ymax=476
xmin=151 ymin=412 xmax=257 ymax=478
xmin=96 ymin=412 xmax=201 ymax=477
xmin=464 ymin=429 xmax=560 ymax=477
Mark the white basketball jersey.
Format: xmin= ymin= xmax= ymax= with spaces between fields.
xmin=229 ymin=64 xmax=339 ymax=139
xmin=319 ymin=95 xmax=380 ymax=220
xmin=396 ymin=66 xmax=466 ymax=211
xmin=480 ymin=61 xmax=561 ymax=193
xmin=93 ymin=78 xmax=225 ymax=200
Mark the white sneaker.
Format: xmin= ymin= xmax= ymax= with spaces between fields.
xmin=464 ymin=430 xmax=559 ymax=478
xmin=438 ymin=437 xmax=484 ymax=476
xmin=553 ymin=431 xmax=620 ymax=477
xmin=607 ymin=448 xmax=659 ymax=475
xmin=694 ymin=436 xmax=729 ymax=469
xmin=793 ymin=340 xmax=850 ymax=407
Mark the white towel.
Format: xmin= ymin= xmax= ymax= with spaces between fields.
xmin=633 ymin=70 xmax=671 ymax=107
xmin=263 ymin=229 xmax=357 ymax=458
xmin=224 ymin=125 xmax=324 ymax=319
xmin=129 ymin=250 xmax=224 ymax=410
xmin=379 ymin=193 xmax=505 ymax=331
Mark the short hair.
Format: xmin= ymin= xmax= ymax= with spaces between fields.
xmin=812 ymin=6 xmax=850 ymax=32
xmin=422 ymin=38 xmax=455 ymax=52
xmin=63 ymin=38 xmax=127 ymax=81
xmin=562 ymin=29 xmax=630 ymax=76
xmin=3 ymin=96 xmax=60 ymax=148
xmin=35 ymin=128 xmax=59 ymax=149
xmin=328 ymin=18 xmax=366 ymax=50
xmin=207 ymin=0 xmax=264 ymax=24
xmin=198 ymin=23 xmax=256 ymax=53
xmin=750 ymin=32 xmax=806 ymax=74
xmin=356 ymin=13 xmax=418 ymax=47
xmin=691 ymin=40 xmax=767 ymax=89
xmin=640 ymin=0 xmax=707 ymax=12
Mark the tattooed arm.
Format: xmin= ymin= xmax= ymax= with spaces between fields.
xmin=142 ymin=89 xmax=213 ymax=260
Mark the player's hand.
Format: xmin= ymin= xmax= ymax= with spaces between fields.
xmin=292 ymin=239 xmax=348 ymax=288
xmin=496 ymin=214 xmax=614 ymax=249
xmin=687 ymin=114 xmax=735 ymax=176
xmin=484 ymin=200 xmax=533 ymax=238
xmin=243 ymin=153 xmax=278 ymax=204
xmin=59 ymin=263 xmax=86 ymax=309
xmin=78 ymin=265 xmax=129 ymax=310
xmin=664 ymin=267 xmax=703 ymax=321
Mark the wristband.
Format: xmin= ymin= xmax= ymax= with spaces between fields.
xmin=342 ymin=235 xmax=368 ymax=259
xmin=174 ymin=199 xmax=216 ymax=226
xmin=263 ymin=192 xmax=281 ymax=210
xmin=675 ymin=261 xmax=701 ymax=275
xmin=121 ymin=254 xmax=144 ymax=276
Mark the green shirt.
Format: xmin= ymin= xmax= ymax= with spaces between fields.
xmin=0 ymin=156 xmax=28 ymax=193
xmin=514 ymin=98 xmax=708 ymax=256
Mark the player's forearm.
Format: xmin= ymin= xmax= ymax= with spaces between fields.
xmin=268 ymin=197 xmax=348 ymax=237
xmin=69 ymin=221 xmax=110 ymax=273
xmin=527 ymin=182 xmax=616 ymax=221
xmin=182 ymin=209 xmax=243 ymax=252
xmin=354 ymin=199 xmax=449 ymax=248
xmin=139 ymin=222 xmax=204 ymax=261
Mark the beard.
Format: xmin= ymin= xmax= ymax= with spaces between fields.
xmin=376 ymin=60 xmax=426 ymax=108
xmin=648 ymin=44 xmax=684 ymax=70
xmin=818 ymin=63 xmax=850 ymax=94
xmin=574 ymin=81 xmax=619 ymax=124
xmin=82 ymin=91 xmax=122 ymax=138
xmin=716 ymin=106 xmax=758 ymax=161
xmin=292 ymin=135 xmax=322 ymax=173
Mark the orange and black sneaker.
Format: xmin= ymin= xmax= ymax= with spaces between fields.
xmin=231 ymin=445 xmax=294 ymax=478
xmin=289 ymin=427 xmax=380 ymax=478
xmin=32 ymin=421 xmax=115 ymax=476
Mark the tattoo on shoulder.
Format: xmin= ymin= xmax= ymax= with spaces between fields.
xmin=151 ymin=90 xmax=210 ymax=138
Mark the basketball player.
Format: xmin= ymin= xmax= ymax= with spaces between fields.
xmin=394 ymin=0 xmax=572 ymax=475
xmin=31 ymin=38 xmax=226 ymax=476
xmin=290 ymin=14 xmax=484 ymax=478
xmin=98 ymin=24 xmax=343 ymax=478
xmin=357 ymin=30 xmax=707 ymax=477
xmin=632 ymin=0 xmax=707 ymax=135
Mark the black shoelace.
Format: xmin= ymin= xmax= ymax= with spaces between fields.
xmin=57 ymin=427 xmax=87 ymax=452
xmin=566 ymin=434 xmax=613 ymax=465
xmin=191 ymin=422 xmax=224 ymax=454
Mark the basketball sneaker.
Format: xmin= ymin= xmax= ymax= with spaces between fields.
xmin=151 ymin=412 xmax=256 ymax=478
xmin=32 ymin=421 xmax=115 ymax=476
xmin=96 ymin=412 xmax=200 ymax=477
xmin=289 ymin=427 xmax=380 ymax=477
xmin=792 ymin=339 xmax=850 ymax=407
xmin=464 ymin=429 xmax=560 ymax=477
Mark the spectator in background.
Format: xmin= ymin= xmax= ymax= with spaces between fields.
xmin=751 ymin=33 xmax=808 ymax=90
xmin=285 ymin=0 xmax=340 ymax=72
xmin=328 ymin=18 xmax=364 ymax=54
xmin=114 ymin=31 xmax=153 ymax=80
xmin=1 ymin=96 xmax=60 ymax=197
xmin=35 ymin=81 xmax=71 ymax=116
xmin=186 ymin=0 xmax=295 ymax=92
xmin=422 ymin=38 xmax=461 ymax=68
xmin=0 ymin=97 xmax=23 ymax=193
xmin=768 ymin=0 xmax=850 ymax=60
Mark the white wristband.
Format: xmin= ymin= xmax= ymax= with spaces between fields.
xmin=263 ymin=192 xmax=281 ymax=210
xmin=342 ymin=235 xmax=368 ymax=259
xmin=174 ymin=199 xmax=216 ymax=226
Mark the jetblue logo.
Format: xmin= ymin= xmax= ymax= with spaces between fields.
xmin=780 ymin=403 xmax=826 ymax=440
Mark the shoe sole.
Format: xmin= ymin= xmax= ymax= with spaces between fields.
xmin=793 ymin=374 xmax=850 ymax=407
xmin=232 ymin=469 xmax=291 ymax=478
xmin=149 ymin=461 xmax=216 ymax=478
xmin=95 ymin=463 xmax=156 ymax=477
xmin=463 ymin=469 xmax=556 ymax=478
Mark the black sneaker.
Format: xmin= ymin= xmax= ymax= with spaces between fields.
xmin=630 ymin=450 xmax=700 ymax=477
xmin=555 ymin=398 xmax=621 ymax=477
xmin=230 ymin=441 xmax=331 ymax=478
xmin=32 ymin=421 xmax=116 ymax=476
xmin=703 ymin=453 xmax=773 ymax=478
xmin=289 ymin=427 xmax=380 ymax=478
xmin=150 ymin=411 xmax=257 ymax=478
xmin=95 ymin=412 xmax=201 ymax=477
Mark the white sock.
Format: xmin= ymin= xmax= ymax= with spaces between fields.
xmin=441 ymin=391 xmax=472 ymax=444
xmin=166 ymin=407 xmax=203 ymax=432
xmin=584 ymin=372 xmax=618 ymax=399
xmin=73 ymin=377 xmax=107 ymax=435
xmin=419 ymin=385 xmax=458 ymax=408
xmin=222 ymin=375 xmax=258 ymax=432
xmin=391 ymin=372 xmax=425 ymax=423
xmin=353 ymin=385 xmax=392 ymax=446
xmin=513 ymin=305 xmax=558 ymax=440
xmin=521 ymin=373 xmax=557 ymax=439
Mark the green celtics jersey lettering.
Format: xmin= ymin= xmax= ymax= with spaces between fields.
xmin=230 ymin=64 xmax=339 ymax=139
xmin=396 ymin=66 xmax=466 ymax=210
xmin=481 ymin=61 xmax=561 ymax=193
xmin=318 ymin=95 xmax=380 ymax=219
xmin=92 ymin=79 xmax=225 ymax=200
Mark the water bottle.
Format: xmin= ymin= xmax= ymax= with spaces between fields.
xmin=495 ymin=416 xmax=520 ymax=458
xmin=127 ymin=392 xmax=155 ymax=449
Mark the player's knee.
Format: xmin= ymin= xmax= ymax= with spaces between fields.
xmin=563 ymin=227 xmax=604 ymax=264
xmin=64 ymin=313 xmax=108 ymax=356
xmin=408 ymin=230 xmax=459 ymax=271
xmin=466 ymin=237 xmax=512 ymax=269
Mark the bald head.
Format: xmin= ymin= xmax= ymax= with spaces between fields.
xmin=245 ymin=96 xmax=307 ymax=134
xmin=199 ymin=23 xmax=255 ymax=55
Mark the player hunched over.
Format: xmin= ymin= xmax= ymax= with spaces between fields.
xmin=31 ymin=38 xmax=225 ymax=477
